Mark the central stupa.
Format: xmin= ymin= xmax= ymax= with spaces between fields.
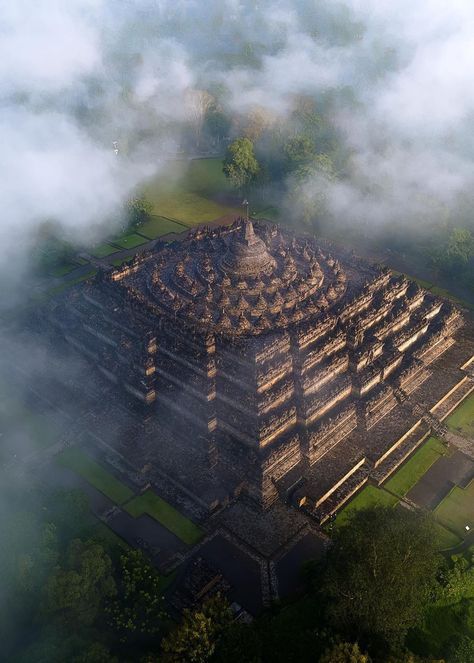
xmin=221 ymin=218 xmax=276 ymax=277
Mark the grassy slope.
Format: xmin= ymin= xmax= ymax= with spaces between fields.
xmin=332 ymin=485 xmax=398 ymax=528
xmin=138 ymin=215 xmax=188 ymax=239
xmin=333 ymin=437 xmax=460 ymax=549
xmin=446 ymin=391 xmax=474 ymax=436
xmin=112 ymin=232 xmax=148 ymax=250
xmin=90 ymin=243 xmax=119 ymax=258
xmin=140 ymin=158 xmax=239 ymax=225
xmin=434 ymin=479 xmax=474 ymax=538
xmin=384 ymin=436 xmax=447 ymax=497
xmin=125 ymin=488 xmax=203 ymax=546
xmin=56 ymin=447 xmax=134 ymax=505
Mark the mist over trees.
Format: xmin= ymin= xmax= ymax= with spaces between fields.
xmin=4 ymin=0 xmax=474 ymax=266
xmin=4 ymin=1 xmax=474 ymax=661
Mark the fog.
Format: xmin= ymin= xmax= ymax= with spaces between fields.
xmin=3 ymin=0 xmax=474 ymax=259
xmin=2 ymin=0 xmax=474 ymax=657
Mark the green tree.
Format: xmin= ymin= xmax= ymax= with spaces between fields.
xmin=446 ymin=228 xmax=474 ymax=265
xmin=17 ymin=632 xmax=118 ymax=663
xmin=72 ymin=642 xmax=118 ymax=663
xmin=284 ymin=135 xmax=317 ymax=173
xmin=320 ymin=507 xmax=441 ymax=648
xmin=161 ymin=594 xmax=232 ymax=662
xmin=286 ymin=153 xmax=335 ymax=227
xmin=204 ymin=108 xmax=231 ymax=146
xmin=126 ymin=196 xmax=153 ymax=229
xmin=432 ymin=228 xmax=474 ymax=276
xmin=319 ymin=641 xmax=371 ymax=662
xmin=44 ymin=539 xmax=116 ymax=626
xmin=437 ymin=555 xmax=474 ymax=606
xmin=108 ymin=549 xmax=165 ymax=642
xmin=223 ymin=137 xmax=259 ymax=192
xmin=386 ymin=652 xmax=445 ymax=663
xmin=443 ymin=635 xmax=474 ymax=663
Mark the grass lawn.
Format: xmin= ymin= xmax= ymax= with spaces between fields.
xmin=332 ymin=485 xmax=398 ymax=529
xmin=184 ymin=157 xmax=233 ymax=196
xmin=333 ymin=483 xmax=460 ymax=550
xmin=138 ymin=215 xmax=188 ymax=239
xmin=142 ymin=189 xmax=238 ymax=225
xmin=252 ymin=205 xmax=281 ymax=221
xmin=384 ymin=436 xmax=447 ymax=497
xmin=125 ymin=489 xmax=203 ymax=546
xmin=45 ymin=270 xmax=97 ymax=298
xmin=112 ymin=232 xmax=148 ymax=250
xmin=48 ymin=262 xmax=79 ymax=277
xmin=435 ymin=523 xmax=462 ymax=550
xmin=446 ymin=391 xmax=474 ymax=436
xmin=111 ymin=255 xmax=133 ymax=267
xmin=56 ymin=447 xmax=134 ymax=505
xmin=434 ymin=478 xmax=474 ymax=539
xmin=90 ymin=243 xmax=119 ymax=258
xmin=141 ymin=158 xmax=239 ymax=225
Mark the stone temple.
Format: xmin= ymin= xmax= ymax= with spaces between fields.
xmin=50 ymin=218 xmax=474 ymax=524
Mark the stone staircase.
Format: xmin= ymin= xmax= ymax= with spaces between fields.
xmin=312 ymin=466 xmax=369 ymax=525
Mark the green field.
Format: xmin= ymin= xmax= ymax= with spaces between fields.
xmin=125 ymin=489 xmax=203 ymax=546
xmin=138 ymin=215 xmax=188 ymax=239
xmin=141 ymin=189 xmax=237 ymax=225
xmin=141 ymin=158 xmax=239 ymax=225
xmin=90 ymin=242 xmax=119 ymax=258
xmin=56 ymin=447 xmax=134 ymax=505
xmin=48 ymin=262 xmax=79 ymax=277
xmin=446 ymin=391 xmax=474 ymax=436
xmin=252 ymin=205 xmax=281 ymax=221
xmin=435 ymin=523 xmax=462 ymax=550
xmin=112 ymin=232 xmax=148 ymax=250
xmin=434 ymin=478 xmax=474 ymax=538
xmin=180 ymin=157 xmax=233 ymax=196
xmin=384 ymin=436 xmax=447 ymax=497
xmin=45 ymin=269 xmax=97 ymax=298
xmin=333 ymin=485 xmax=398 ymax=528
xmin=333 ymin=436 xmax=459 ymax=550
xmin=111 ymin=255 xmax=133 ymax=267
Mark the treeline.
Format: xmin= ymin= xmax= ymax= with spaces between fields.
xmin=428 ymin=227 xmax=474 ymax=289
xmin=4 ymin=479 xmax=474 ymax=663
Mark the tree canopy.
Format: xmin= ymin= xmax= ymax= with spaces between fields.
xmin=223 ymin=137 xmax=260 ymax=192
xmin=44 ymin=538 xmax=116 ymax=626
xmin=319 ymin=507 xmax=441 ymax=647
xmin=107 ymin=549 xmax=165 ymax=643
xmin=319 ymin=641 xmax=371 ymax=662
xmin=161 ymin=594 xmax=232 ymax=663
xmin=125 ymin=196 xmax=153 ymax=229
